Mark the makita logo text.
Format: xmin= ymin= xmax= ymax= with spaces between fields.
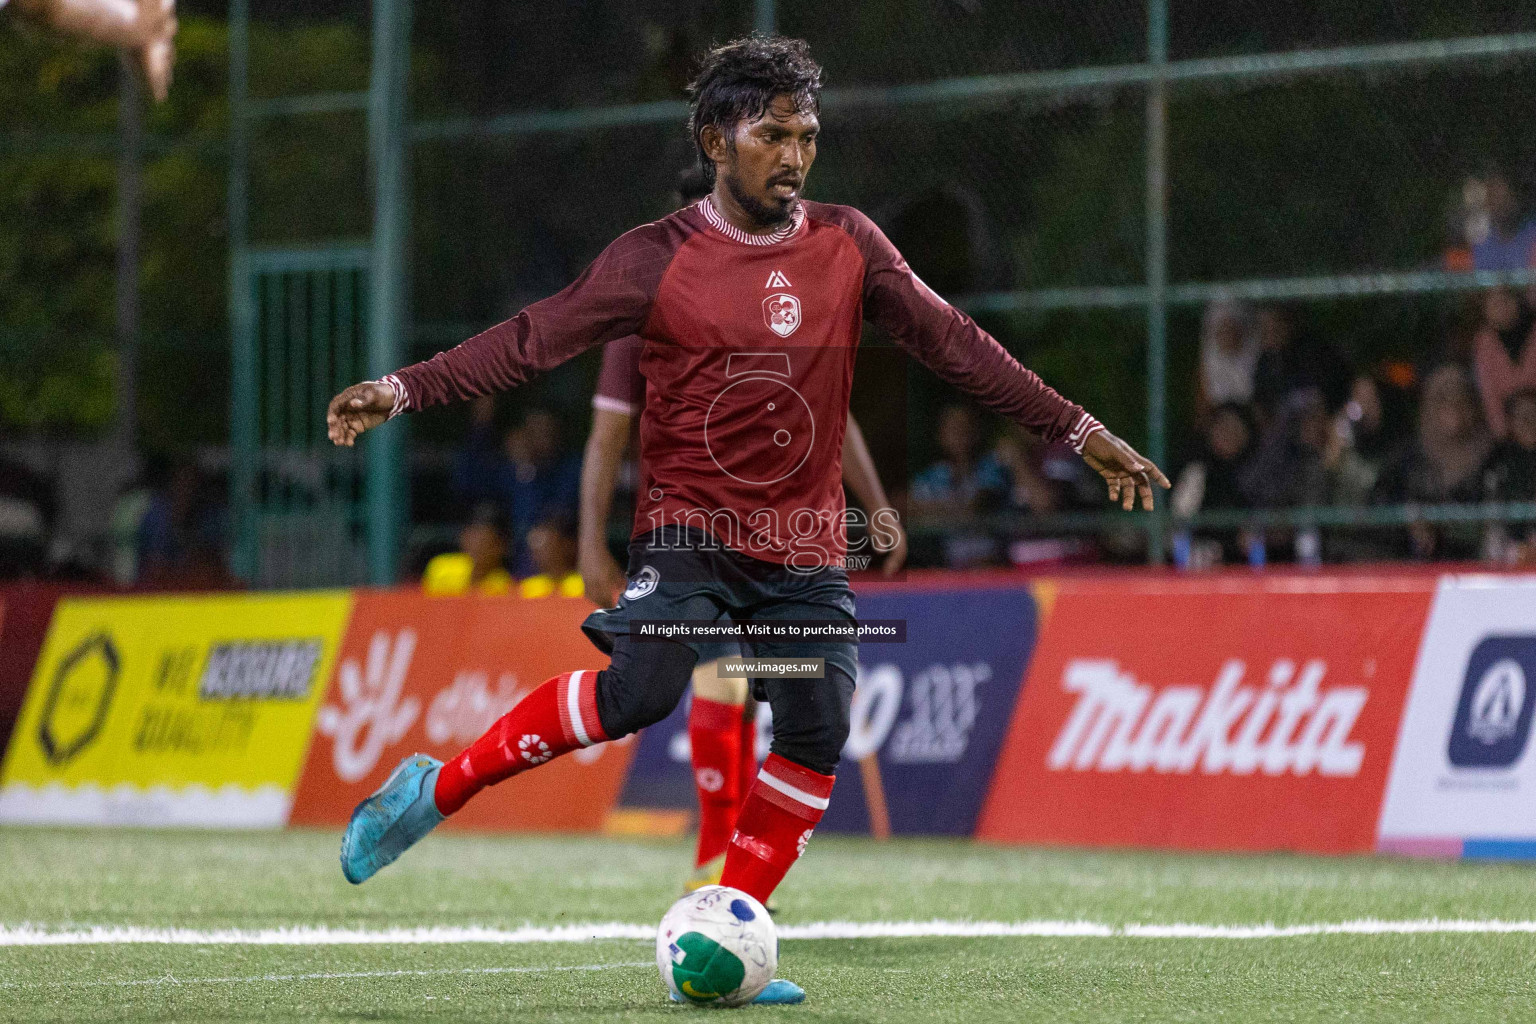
xmin=1047 ymin=659 xmax=1367 ymax=777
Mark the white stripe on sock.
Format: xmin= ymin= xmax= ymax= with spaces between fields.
xmin=566 ymin=670 xmax=592 ymax=747
xmin=757 ymin=767 xmax=830 ymax=811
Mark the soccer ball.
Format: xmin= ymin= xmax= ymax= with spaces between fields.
xmin=656 ymin=885 xmax=776 ymax=1006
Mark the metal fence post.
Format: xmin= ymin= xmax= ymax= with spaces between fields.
xmin=1145 ymin=0 xmax=1170 ymax=563
xmin=366 ymin=0 xmax=411 ymax=586
xmin=115 ymin=55 xmax=142 ymax=457
xmin=227 ymin=0 xmax=258 ymax=580
xmin=754 ymin=0 xmax=776 ymax=36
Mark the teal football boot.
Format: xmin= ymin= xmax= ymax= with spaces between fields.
xmin=668 ymin=979 xmax=805 ymax=1005
xmin=339 ymin=754 xmax=445 ymax=884
xmin=751 ymin=979 xmax=807 ymax=1005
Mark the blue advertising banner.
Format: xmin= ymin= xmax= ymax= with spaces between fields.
xmin=615 ymin=581 xmax=1039 ymax=836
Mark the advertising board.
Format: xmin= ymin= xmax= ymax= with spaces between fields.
xmin=289 ymin=591 xmax=636 ymax=833
xmin=0 ymin=592 xmax=350 ymax=826
xmin=978 ymin=577 xmax=1435 ymax=854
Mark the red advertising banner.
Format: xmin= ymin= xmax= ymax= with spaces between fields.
xmin=978 ymin=576 xmax=1436 ymax=854
xmin=290 ymin=591 xmax=634 ymax=832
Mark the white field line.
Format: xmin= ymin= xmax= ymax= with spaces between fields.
xmin=0 ymin=961 xmax=653 ymax=992
xmin=4 ymin=919 xmax=1536 ymax=947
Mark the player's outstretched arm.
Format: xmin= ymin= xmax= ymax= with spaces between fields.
xmin=1081 ymin=429 xmax=1170 ymax=512
xmin=326 ymin=381 xmax=395 ymax=447
xmin=342 ymin=224 xmax=675 ymax=424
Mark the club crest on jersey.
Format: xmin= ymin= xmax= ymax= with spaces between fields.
xmin=624 ymin=565 xmax=660 ymax=601
xmin=763 ymin=293 xmax=801 ymax=338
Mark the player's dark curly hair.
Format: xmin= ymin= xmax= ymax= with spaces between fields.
xmin=687 ymin=36 xmax=823 ymax=188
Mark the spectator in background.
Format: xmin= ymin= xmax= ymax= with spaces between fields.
xmin=422 ymin=502 xmax=513 ymax=596
xmin=1443 ymin=176 xmax=1481 ymax=272
xmin=451 ymin=401 xmax=581 ymax=576
xmin=1374 ymin=364 xmax=1492 ymax=560
xmin=1174 ymin=403 xmax=1255 ymax=515
xmin=135 ymin=458 xmax=227 ymax=586
xmin=1171 ymin=402 xmax=1255 ymax=566
xmin=1483 ymin=388 xmax=1536 ymax=562
xmin=911 ymin=404 xmax=1009 ymax=515
xmin=1323 ymin=374 xmax=1394 ymax=562
xmin=1251 ymin=304 xmax=1352 ymax=420
xmin=519 ymin=515 xmax=583 ymax=598
xmin=0 ymin=452 xmax=54 ymax=579
xmin=992 ymin=429 xmax=1063 ymax=515
xmin=1196 ymin=300 xmax=1261 ymax=421
xmin=1241 ymin=389 xmax=1331 ymax=509
xmin=1469 ymin=166 xmax=1536 ymax=272
xmin=1473 ymin=287 xmax=1536 ymax=439
xmin=912 ymin=404 xmax=1009 ymax=568
xmin=1238 ymin=389 xmax=1332 ymax=563
xmin=1325 ymin=374 xmax=1391 ymax=506
xmin=451 ymin=397 xmax=506 ymax=508
xmin=992 ymin=428 xmax=1102 ymax=566
xmin=504 ymin=409 xmax=581 ymax=574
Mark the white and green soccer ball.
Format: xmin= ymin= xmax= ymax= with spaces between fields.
xmin=656 ymin=885 xmax=776 ymax=1006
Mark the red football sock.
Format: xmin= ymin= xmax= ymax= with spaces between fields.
xmin=689 ymin=696 xmax=744 ymax=868
xmin=719 ymin=753 xmax=834 ymax=903
xmin=433 ymin=669 xmax=607 ymax=816
xmin=735 ymin=701 xmax=760 ymax=815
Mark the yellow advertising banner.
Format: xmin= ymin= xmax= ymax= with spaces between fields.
xmin=0 ymin=591 xmax=353 ymax=827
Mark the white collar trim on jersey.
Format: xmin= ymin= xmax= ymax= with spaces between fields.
xmin=698 ymin=195 xmax=805 ymax=245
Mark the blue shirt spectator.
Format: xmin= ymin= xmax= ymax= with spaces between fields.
xmin=1471 ymin=169 xmax=1536 ymax=272
xmin=911 ymin=405 xmax=1010 ymax=511
xmin=451 ymin=404 xmax=580 ymax=576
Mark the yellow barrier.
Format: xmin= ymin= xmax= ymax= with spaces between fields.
xmin=0 ymin=591 xmax=352 ymax=827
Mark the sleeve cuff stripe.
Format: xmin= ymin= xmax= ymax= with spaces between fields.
xmin=380 ymin=374 xmax=408 ymax=419
xmin=1067 ymin=412 xmax=1104 ymax=453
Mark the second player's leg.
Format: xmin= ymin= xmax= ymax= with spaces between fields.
xmin=688 ymin=643 xmax=752 ymax=888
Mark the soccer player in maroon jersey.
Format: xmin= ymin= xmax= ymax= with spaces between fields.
xmin=584 ymin=288 xmax=906 ymax=898
xmin=329 ymin=35 xmax=1166 ymax=1000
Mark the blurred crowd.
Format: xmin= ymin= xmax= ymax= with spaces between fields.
xmin=0 ymin=450 xmax=230 ymax=588
xmin=9 ymin=165 xmax=1536 ymax=584
xmin=413 ymin=397 xmax=585 ymax=598
xmin=910 ymin=163 xmax=1536 ymax=570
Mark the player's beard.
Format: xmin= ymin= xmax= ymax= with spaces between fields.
xmin=722 ymin=165 xmax=795 ymax=230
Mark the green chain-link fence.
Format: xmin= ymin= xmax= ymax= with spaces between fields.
xmin=9 ymin=2 xmax=1536 ymax=582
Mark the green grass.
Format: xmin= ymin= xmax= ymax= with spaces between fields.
xmin=5 ymin=828 xmax=1536 ymax=1022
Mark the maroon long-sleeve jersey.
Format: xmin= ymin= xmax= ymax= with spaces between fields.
xmin=387 ymin=197 xmax=1100 ymax=567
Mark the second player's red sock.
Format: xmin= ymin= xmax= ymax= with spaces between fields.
xmin=433 ymin=669 xmax=607 ymax=815
xmin=719 ymin=753 xmax=834 ymax=903
xmin=689 ymin=696 xmax=744 ymax=868
xmin=735 ymin=703 xmax=759 ymax=815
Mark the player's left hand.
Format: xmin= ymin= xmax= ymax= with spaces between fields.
xmin=1081 ymin=429 xmax=1170 ymax=512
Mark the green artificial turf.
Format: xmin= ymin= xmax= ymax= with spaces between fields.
xmin=4 ymin=828 xmax=1536 ymax=1022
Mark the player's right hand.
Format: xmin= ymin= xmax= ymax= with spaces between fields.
xmin=327 ymin=382 xmax=394 ymax=447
